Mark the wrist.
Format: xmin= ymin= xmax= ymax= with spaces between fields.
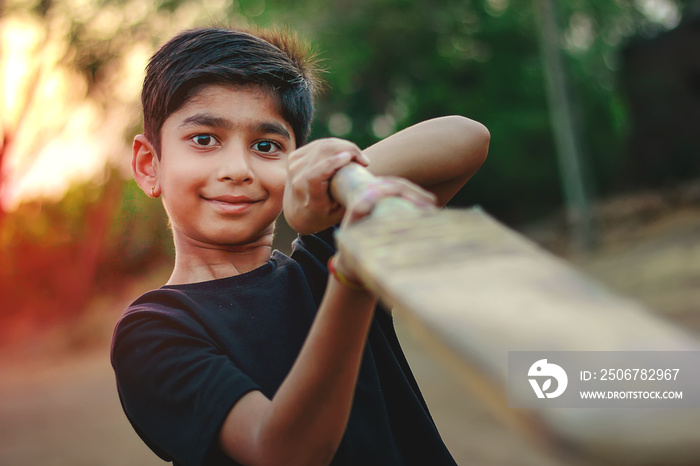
xmin=283 ymin=205 xmax=345 ymax=236
xmin=327 ymin=255 xmax=365 ymax=291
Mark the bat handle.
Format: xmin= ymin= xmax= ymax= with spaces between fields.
xmin=330 ymin=163 xmax=422 ymax=217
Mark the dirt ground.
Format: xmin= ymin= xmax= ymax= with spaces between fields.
xmin=1 ymin=195 xmax=699 ymax=466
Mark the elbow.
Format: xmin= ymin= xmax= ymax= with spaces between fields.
xmin=453 ymin=114 xmax=490 ymax=156
xmin=256 ymin=441 xmax=337 ymax=466
xmin=474 ymin=121 xmax=490 ymax=166
xmin=444 ymin=115 xmax=490 ymax=173
xmin=247 ymin=420 xmax=340 ymax=466
xmin=472 ymin=119 xmax=491 ymax=159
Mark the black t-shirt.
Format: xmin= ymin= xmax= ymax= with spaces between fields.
xmin=111 ymin=228 xmax=457 ymax=466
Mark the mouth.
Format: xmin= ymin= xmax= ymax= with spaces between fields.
xmin=203 ymin=194 xmax=262 ymax=214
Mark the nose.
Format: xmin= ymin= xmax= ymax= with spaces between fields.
xmin=218 ymin=143 xmax=253 ymax=184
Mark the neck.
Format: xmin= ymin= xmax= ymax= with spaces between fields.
xmin=166 ymin=233 xmax=274 ymax=286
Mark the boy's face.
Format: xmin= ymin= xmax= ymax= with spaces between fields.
xmin=155 ymin=84 xmax=295 ymax=248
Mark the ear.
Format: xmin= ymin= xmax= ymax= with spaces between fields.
xmin=132 ymin=134 xmax=161 ymax=197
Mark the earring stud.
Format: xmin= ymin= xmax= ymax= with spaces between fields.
xmin=151 ymin=186 xmax=156 ymax=197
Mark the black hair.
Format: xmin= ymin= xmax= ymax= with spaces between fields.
xmin=141 ymin=27 xmax=320 ymax=155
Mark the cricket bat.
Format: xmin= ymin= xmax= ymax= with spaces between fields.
xmin=330 ymin=163 xmax=700 ymax=465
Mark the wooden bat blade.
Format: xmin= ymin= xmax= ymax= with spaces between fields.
xmin=334 ymin=207 xmax=700 ymax=464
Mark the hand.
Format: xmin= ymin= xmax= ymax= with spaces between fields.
xmin=284 ymin=138 xmax=369 ymax=234
xmin=339 ymin=175 xmax=437 ymax=228
xmin=334 ymin=176 xmax=437 ymax=284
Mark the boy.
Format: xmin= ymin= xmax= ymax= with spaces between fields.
xmin=112 ymin=26 xmax=489 ymax=466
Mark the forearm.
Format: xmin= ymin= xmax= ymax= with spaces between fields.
xmin=284 ymin=116 xmax=488 ymax=236
xmin=259 ymin=281 xmax=375 ymax=464
xmin=221 ymin=279 xmax=376 ymax=466
xmin=363 ymin=115 xmax=490 ymax=206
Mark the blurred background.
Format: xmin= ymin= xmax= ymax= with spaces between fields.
xmin=1 ymin=0 xmax=699 ymax=464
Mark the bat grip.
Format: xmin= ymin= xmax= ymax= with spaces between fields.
xmin=330 ymin=163 xmax=420 ymax=217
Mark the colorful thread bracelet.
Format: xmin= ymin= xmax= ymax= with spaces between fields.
xmin=328 ymin=255 xmax=364 ymax=291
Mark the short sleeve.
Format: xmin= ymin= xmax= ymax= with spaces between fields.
xmin=111 ymin=307 xmax=260 ymax=466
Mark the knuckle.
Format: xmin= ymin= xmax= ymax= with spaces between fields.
xmin=291 ymin=174 xmax=306 ymax=190
xmin=288 ymin=151 xmax=304 ymax=164
xmin=309 ymin=165 xmax=330 ymax=181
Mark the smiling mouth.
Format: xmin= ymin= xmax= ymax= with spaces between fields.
xmin=204 ymin=195 xmax=262 ymax=214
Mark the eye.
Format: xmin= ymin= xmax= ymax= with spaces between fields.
xmin=190 ymin=134 xmax=218 ymax=147
xmin=253 ymin=140 xmax=282 ymax=155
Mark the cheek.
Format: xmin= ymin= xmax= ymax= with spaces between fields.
xmin=163 ymin=157 xmax=207 ymax=189
xmin=262 ymin=162 xmax=288 ymax=194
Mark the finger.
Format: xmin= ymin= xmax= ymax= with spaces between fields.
xmin=398 ymin=188 xmax=438 ymax=208
xmin=306 ymin=151 xmax=354 ymax=190
xmin=349 ymin=185 xmax=400 ymax=215
xmin=288 ymin=139 xmax=358 ymax=169
xmin=365 ymin=180 xmax=426 ymax=203
xmin=356 ymin=181 xmax=437 ymax=212
xmin=313 ymin=140 xmax=362 ymax=160
xmin=355 ymin=151 xmax=370 ymax=167
xmin=343 ymin=183 xmax=419 ymax=226
xmin=343 ymin=198 xmax=373 ymax=225
xmin=385 ymin=178 xmax=438 ymax=206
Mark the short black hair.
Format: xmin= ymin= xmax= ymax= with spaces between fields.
xmin=141 ymin=27 xmax=320 ymax=155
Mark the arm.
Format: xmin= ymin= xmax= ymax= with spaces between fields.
xmin=363 ymin=115 xmax=490 ymax=208
xmin=219 ymin=116 xmax=486 ymax=465
xmin=283 ymin=115 xmax=489 ymax=234
xmin=220 ymin=165 xmax=435 ymax=466
xmin=218 ymin=280 xmax=376 ymax=466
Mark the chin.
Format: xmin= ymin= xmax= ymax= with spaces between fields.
xmin=212 ymin=229 xmax=274 ymax=248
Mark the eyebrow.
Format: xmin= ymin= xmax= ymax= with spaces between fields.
xmin=179 ymin=114 xmax=233 ymax=130
xmin=178 ymin=114 xmax=292 ymax=141
xmin=255 ymin=122 xmax=292 ymax=141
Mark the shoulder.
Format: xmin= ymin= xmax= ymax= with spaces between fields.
xmin=290 ymin=225 xmax=337 ymax=263
xmin=110 ymin=285 xmax=231 ymax=373
xmin=115 ymin=288 xmax=202 ymax=335
xmin=111 ymin=288 xmax=261 ymax=466
xmin=116 ymin=255 xmax=291 ymax=327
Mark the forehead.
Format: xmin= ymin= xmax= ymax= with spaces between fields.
xmin=167 ymin=83 xmax=292 ymax=135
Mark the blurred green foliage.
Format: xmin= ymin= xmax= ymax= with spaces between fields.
xmin=239 ymin=0 xmax=693 ymax=221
